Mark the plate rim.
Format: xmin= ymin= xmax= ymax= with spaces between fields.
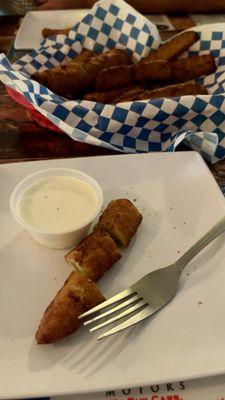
xmin=14 ymin=9 xmax=88 ymax=50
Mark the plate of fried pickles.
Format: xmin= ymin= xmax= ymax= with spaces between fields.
xmin=2 ymin=152 xmax=225 ymax=397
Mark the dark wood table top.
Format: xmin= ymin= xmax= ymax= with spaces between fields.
xmin=0 ymin=14 xmax=225 ymax=186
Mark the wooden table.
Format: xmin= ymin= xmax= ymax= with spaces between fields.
xmin=0 ymin=14 xmax=225 ymax=187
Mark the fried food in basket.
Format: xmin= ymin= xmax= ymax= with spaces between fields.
xmin=95 ymin=199 xmax=143 ymax=248
xmin=32 ymin=49 xmax=95 ymax=88
xmin=95 ymin=54 xmax=215 ymax=92
xmin=32 ymin=49 xmax=131 ymax=96
xmin=31 ymin=27 xmax=216 ymax=103
xmin=42 ymin=28 xmax=70 ymax=38
xmin=114 ymin=88 xmax=148 ymax=102
xmin=145 ymin=31 xmax=199 ymax=61
xmin=134 ymin=60 xmax=172 ymax=82
xmin=70 ymin=49 xmax=95 ymax=63
xmin=36 ymin=271 xmax=105 ymax=344
xmin=83 ymin=84 xmax=146 ymax=103
xmin=95 ymin=65 xmax=135 ymax=91
xmin=96 ymin=61 xmax=172 ymax=91
xmin=114 ymin=81 xmax=208 ymax=102
xmin=172 ymin=54 xmax=216 ymax=82
xmin=65 ymin=229 xmax=121 ymax=282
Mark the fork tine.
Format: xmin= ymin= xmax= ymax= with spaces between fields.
xmin=97 ymin=306 xmax=156 ymax=340
xmin=78 ymin=288 xmax=135 ymax=319
xmin=83 ymin=294 xmax=140 ymax=326
xmin=90 ymin=299 xmax=146 ymax=332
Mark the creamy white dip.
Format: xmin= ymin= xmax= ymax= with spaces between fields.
xmin=17 ymin=176 xmax=98 ymax=233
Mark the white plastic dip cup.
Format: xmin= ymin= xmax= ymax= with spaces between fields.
xmin=10 ymin=168 xmax=103 ymax=249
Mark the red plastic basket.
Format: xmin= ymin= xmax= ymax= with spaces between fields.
xmin=6 ymin=86 xmax=63 ymax=133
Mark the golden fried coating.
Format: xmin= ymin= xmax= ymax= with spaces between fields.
xmin=31 ymin=49 xmax=94 ymax=87
xmin=95 ymin=199 xmax=143 ymax=248
xmin=83 ymin=84 xmax=146 ymax=103
xmin=36 ymin=271 xmax=105 ymax=344
xmin=65 ymin=229 xmax=121 ymax=282
xmin=70 ymin=49 xmax=95 ymax=63
xmin=114 ymin=88 xmax=146 ymax=102
xmin=94 ymin=53 xmax=215 ymax=93
xmin=84 ymin=87 xmax=131 ymax=103
xmin=115 ymin=81 xmax=208 ymax=102
xmin=96 ymin=65 xmax=135 ymax=91
xmin=32 ymin=69 xmax=50 ymax=87
xmin=145 ymin=31 xmax=199 ymax=61
xmin=134 ymin=60 xmax=172 ymax=82
xmin=32 ymin=49 xmax=132 ymax=96
xmin=95 ymin=61 xmax=172 ymax=91
xmin=172 ymin=54 xmax=216 ymax=82
xmin=42 ymin=28 xmax=71 ymax=38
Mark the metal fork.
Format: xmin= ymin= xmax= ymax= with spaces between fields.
xmin=79 ymin=216 xmax=225 ymax=340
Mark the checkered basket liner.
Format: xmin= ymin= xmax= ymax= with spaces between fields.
xmin=1 ymin=0 xmax=225 ymax=163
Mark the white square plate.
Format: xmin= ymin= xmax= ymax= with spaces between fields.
xmin=1 ymin=152 xmax=225 ymax=399
xmin=14 ymin=10 xmax=88 ymax=50
xmin=14 ymin=10 xmax=173 ymax=50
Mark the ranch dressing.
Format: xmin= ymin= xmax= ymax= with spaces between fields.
xmin=17 ymin=176 xmax=98 ymax=233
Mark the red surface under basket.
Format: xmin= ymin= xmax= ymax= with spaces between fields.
xmin=6 ymin=86 xmax=63 ymax=133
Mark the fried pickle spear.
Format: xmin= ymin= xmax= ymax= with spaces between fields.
xmin=95 ymin=54 xmax=216 ymax=92
xmin=95 ymin=199 xmax=143 ymax=248
xmin=114 ymin=88 xmax=147 ymax=102
xmin=42 ymin=28 xmax=71 ymax=38
xmin=70 ymin=49 xmax=95 ymax=63
xmin=135 ymin=60 xmax=172 ymax=82
xmin=95 ymin=61 xmax=171 ymax=91
xmin=172 ymin=54 xmax=216 ymax=82
xmin=95 ymin=65 xmax=135 ymax=91
xmin=114 ymin=81 xmax=208 ymax=102
xmin=32 ymin=49 xmax=132 ymax=96
xmin=36 ymin=271 xmax=105 ymax=344
xmin=65 ymin=229 xmax=121 ymax=282
xmin=32 ymin=49 xmax=94 ymax=87
xmin=83 ymin=84 xmax=146 ymax=103
xmin=145 ymin=31 xmax=199 ymax=62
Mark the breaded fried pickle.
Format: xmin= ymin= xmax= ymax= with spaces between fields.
xmin=83 ymin=84 xmax=146 ymax=103
xmin=70 ymin=49 xmax=95 ymax=63
xmin=145 ymin=31 xmax=199 ymax=61
xmin=36 ymin=271 xmax=105 ymax=344
xmin=172 ymin=54 xmax=216 ymax=82
xmin=114 ymin=88 xmax=146 ymax=102
xmin=31 ymin=49 xmax=94 ymax=87
xmin=65 ymin=229 xmax=121 ymax=282
xmin=115 ymin=81 xmax=207 ymax=102
xmin=95 ymin=61 xmax=172 ymax=91
xmin=95 ymin=199 xmax=143 ymax=248
xmin=134 ymin=60 xmax=172 ymax=82
xmin=32 ymin=49 xmax=131 ymax=96
xmin=96 ymin=65 xmax=135 ymax=91
xmin=95 ymin=54 xmax=215 ymax=92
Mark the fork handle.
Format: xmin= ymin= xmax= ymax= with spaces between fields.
xmin=177 ymin=216 xmax=225 ymax=272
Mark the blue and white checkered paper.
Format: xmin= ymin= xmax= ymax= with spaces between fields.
xmin=1 ymin=0 xmax=225 ymax=163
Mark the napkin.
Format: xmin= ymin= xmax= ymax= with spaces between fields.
xmin=1 ymin=0 xmax=225 ymax=163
